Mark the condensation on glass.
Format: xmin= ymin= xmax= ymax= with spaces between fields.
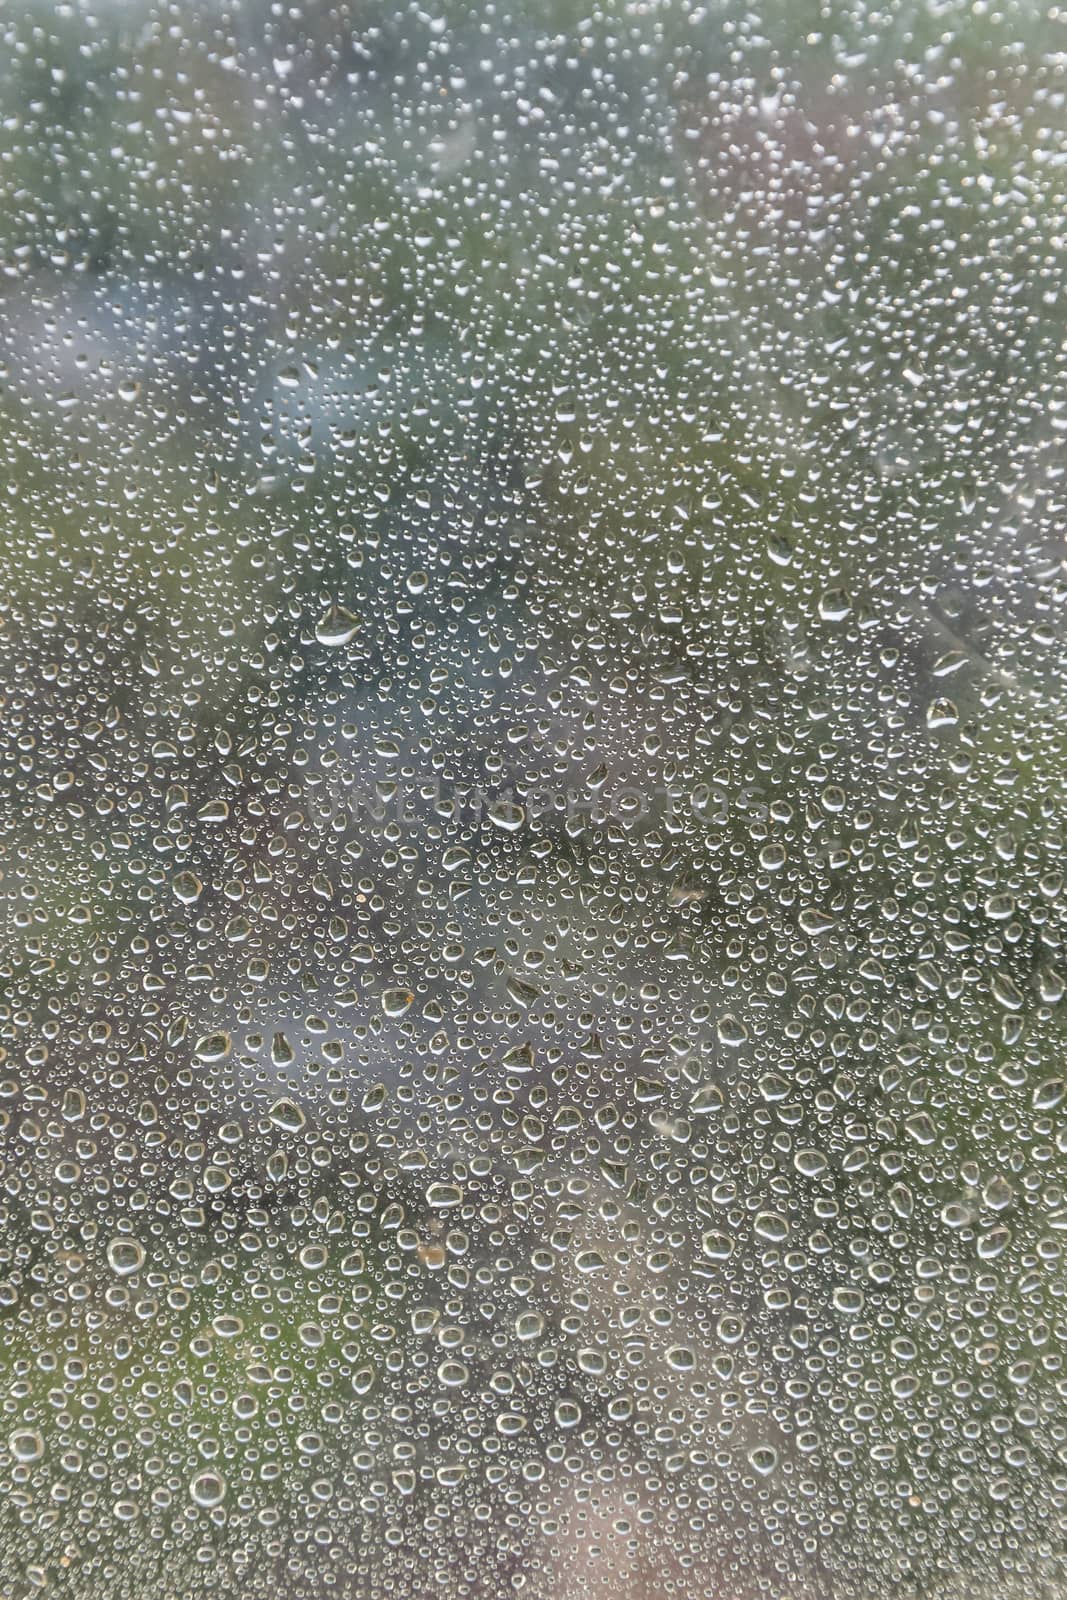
xmin=0 ymin=2 xmax=1065 ymax=1597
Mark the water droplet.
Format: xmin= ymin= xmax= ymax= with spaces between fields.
xmin=9 ymin=1429 xmax=44 ymax=1463
xmin=267 ymin=1098 xmax=306 ymax=1133
xmin=381 ymin=988 xmax=414 ymax=1018
xmin=487 ymin=798 xmax=525 ymax=831
xmin=190 ymin=1472 xmax=226 ymax=1508
xmin=315 ymin=603 xmax=361 ymax=646
xmin=106 ymin=1238 xmax=145 ymax=1277
xmin=716 ymin=1013 xmax=748 ymax=1047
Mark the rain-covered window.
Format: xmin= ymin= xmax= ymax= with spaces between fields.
xmin=1 ymin=2 xmax=1066 ymax=1597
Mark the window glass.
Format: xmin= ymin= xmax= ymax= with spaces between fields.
xmin=1 ymin=3 xmax=1065 ymax=1596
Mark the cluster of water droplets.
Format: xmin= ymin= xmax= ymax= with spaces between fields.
xmin=1 ymin=1 xmax=1066 ymax=1597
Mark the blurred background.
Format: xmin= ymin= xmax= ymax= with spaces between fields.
xmin=1 ymin=0 xmax=1066 ymax=1596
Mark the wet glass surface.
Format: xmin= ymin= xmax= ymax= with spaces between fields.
xmin=1 ymin=3 xmax=1066 ymax=1596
